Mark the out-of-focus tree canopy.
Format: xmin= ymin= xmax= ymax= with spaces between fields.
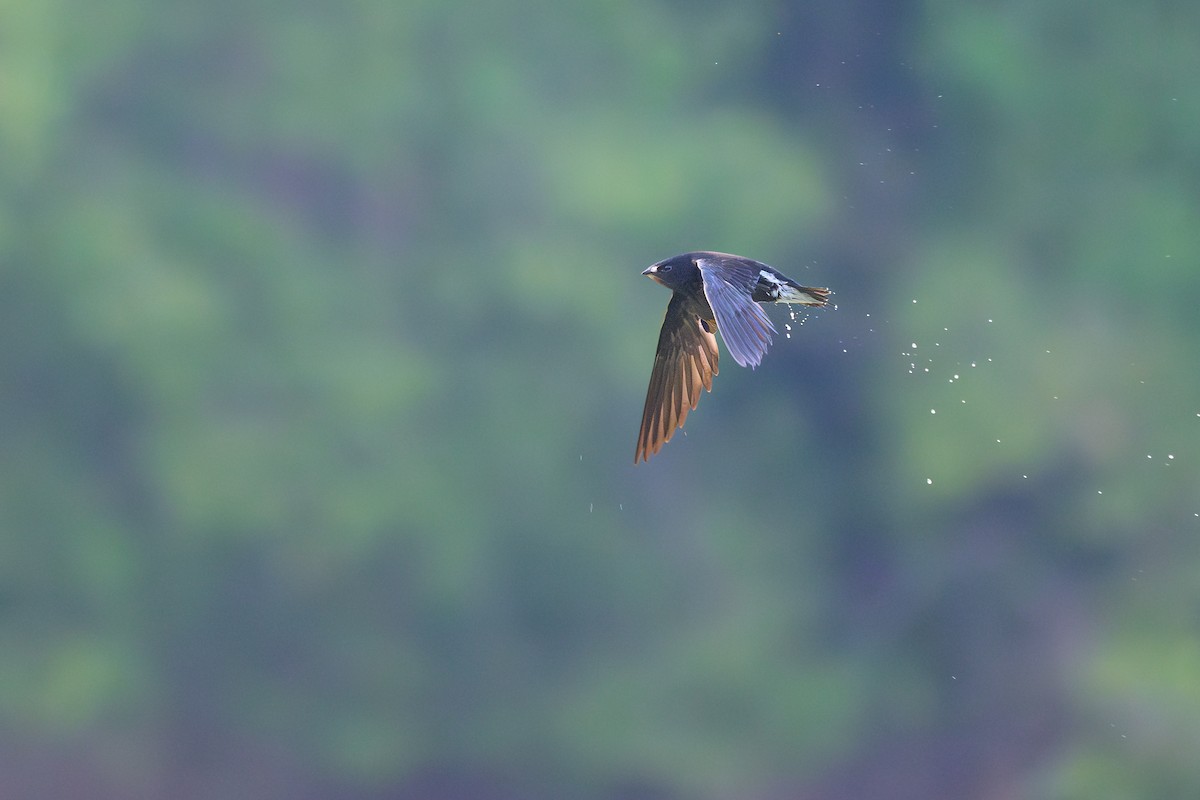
xmin=2 ymin=0 xmax=1199 ymax=798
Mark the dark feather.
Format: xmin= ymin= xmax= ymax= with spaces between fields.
xmin=634 ymin=292 xmax=719 ymax=463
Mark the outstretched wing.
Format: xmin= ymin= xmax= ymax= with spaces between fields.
xmin=695 ymin=255 xmax=776 ymax=368
xmin=635 ymin=292 xmax=720 ymax=463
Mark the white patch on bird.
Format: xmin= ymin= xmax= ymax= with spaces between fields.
xmin=758 ymin=270 xmax=790 ymax=302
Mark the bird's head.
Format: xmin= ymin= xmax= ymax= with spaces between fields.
xmin=642 ymin=254 xmax=694 ymax=290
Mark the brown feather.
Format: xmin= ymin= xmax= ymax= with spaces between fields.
xmin=635 ymin=293 xmax=720 ymax=463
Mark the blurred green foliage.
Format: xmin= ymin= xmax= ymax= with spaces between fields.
xmin=2 ymin=0 xmax=1200 ymax=798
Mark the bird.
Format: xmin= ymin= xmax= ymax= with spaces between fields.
xmin=634 ymin=251 xmax=830 ymax=463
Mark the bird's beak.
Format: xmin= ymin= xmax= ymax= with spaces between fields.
xmin=642 ymin=265 xmax=665 ymax=286
xmin=641 ymin=265 xmax=655 ymax=276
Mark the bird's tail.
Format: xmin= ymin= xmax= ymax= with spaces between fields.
xmin=780 ymin=283 xmax=831 ymax=306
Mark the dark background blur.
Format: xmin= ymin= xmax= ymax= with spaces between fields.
xmin=3 ymin=0 xmax=1200 ymax=798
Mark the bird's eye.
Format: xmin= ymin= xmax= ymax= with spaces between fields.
xmin=659 ymin=264 xmax=672 ymax=272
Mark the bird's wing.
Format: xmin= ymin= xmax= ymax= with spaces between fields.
xmin=695 ymin=255 xmax=776 ymax=368
xmin=635 ymin=292 xmax=720 ymax=463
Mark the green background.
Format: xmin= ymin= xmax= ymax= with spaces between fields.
xmin=3 ymin=0 xmax=1199 ymax=797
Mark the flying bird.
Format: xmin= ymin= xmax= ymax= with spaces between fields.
xmin=634 ymin=251 xmax=830 ymax=463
